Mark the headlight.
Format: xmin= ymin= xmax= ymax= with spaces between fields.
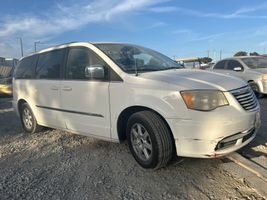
xmin=180 ymin=90 xmax=229 ymax=111
xmin=261 ymin=74 xmax=267 ymax=81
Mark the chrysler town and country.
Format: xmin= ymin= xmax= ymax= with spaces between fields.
xmin=13 ymin=42 xmax=261 ymax=169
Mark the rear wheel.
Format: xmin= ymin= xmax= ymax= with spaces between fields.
xmin=20 ymin=102 xmax=43 ymax=133
xmin=126 ymin=110 xmax=174 ymax=169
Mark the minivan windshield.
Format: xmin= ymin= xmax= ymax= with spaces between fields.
xmin=94 ymin=43 xmax=183 ymax=73
xmin=241 ymin=57 xmax=267 ymax=69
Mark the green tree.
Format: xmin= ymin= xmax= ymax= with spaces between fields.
xmin=234 ymin=51 xmax=247 ymax=57
xmin=249 ymin=52 xmax=260 ymax=56
xmin=199 ymin=57 xmax=212 ymax=63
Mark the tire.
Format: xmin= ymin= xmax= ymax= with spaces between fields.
xmin=249 ymin=82 xmax=263 ymax=98
xmin=19 ymin=102 xmax=43 ymax=134
xmin=126 ymin=110 xmax=174 ymax=169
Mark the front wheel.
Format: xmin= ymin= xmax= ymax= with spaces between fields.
xmin=19 ymin=102 xmax=43 ymax=134
xmin=126 ymin=111 xmax=174 ymax=169
xmin=249 ymin=82 xmax=263 ymax=98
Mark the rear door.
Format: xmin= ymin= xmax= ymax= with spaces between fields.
xmin=60 ymin=46 xmax=111 ymax=139
xmin=34 ymin=48 xmax=66 ymax=128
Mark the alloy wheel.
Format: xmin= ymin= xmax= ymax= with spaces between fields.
xmin=130 ymin=123 xmax=153 ymax=161
xmin=22 ymin=108 xmax=33 ymax=130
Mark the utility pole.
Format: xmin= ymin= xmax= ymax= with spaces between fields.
xmin=213 ymin=50 xmax=216 ymax=61
xmin=18 ymin=37 xmax=24 ymax=57
xmin=34 ymin=41 xmax=41 ymax=52
xmin=207 ymin=50 xmax=210 ymax=58
xmin=219 ymin=49 xmax=222 ymax=60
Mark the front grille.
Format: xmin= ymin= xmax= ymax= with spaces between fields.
xmin=231 ymin=86 xmax=258 ymax=111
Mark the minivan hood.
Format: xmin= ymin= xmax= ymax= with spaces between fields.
xmin=139 ymin=69 xmax=246 ymax=91
xmin=250 ymin=68 xmax=267 ymax=74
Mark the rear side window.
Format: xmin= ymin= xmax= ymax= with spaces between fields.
xmin=66 ymin=47 xmax=108 ymax=80
xmin=36 ymin=49 xmax=65 ymax=79
xmin=226 ymin=60 xmax=243 ymax=70
xmin=14 ymin=55 xmax=38 ymax=79
xmin=213 ymin=60 xmax=226 ymax=69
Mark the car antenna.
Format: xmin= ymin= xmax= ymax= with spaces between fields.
xmin=134 ymin=47 xmax=138 ymax=76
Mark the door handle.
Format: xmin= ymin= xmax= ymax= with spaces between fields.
xmin=62 ymin=86 xmax=72 ymax=91
xmin=50 ymin=86 xmax=59 ymax=90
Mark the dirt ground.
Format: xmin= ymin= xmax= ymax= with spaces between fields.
xmin=0 ymin=97 xmax=265 ymax=200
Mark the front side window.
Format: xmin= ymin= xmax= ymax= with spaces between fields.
xmin=226 ymin=60 xmax=243 ymax=70
xmin=66 ymin=47 xmax=108 ymax=80
xmin=213 ymin=60 xmax=226 ymax=69
xmin=94 ymin=43 xmax=183 ymax=73
xmin=241 ymin=57 xmax=267 ymax=69
xmin=36 ymin=49 xmax=65 ymax=79
xmin=14 ymin=55 xmax=38 ymax=79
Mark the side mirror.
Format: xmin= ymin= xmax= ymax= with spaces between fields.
xmin=233 ymin=67 xmax=242 ymax=72
xmin=85 ymin=65 xmax=105 ymax=79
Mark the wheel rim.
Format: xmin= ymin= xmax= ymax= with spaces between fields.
xmin=22 ymin=108 xmax=33 ymax=129
xmin=130 ymin=123 xmax=153 ymax=161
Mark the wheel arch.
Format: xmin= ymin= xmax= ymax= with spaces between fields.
xmin=116 ymin=105 xmax=176 ymax=154
xmin=17 ymin=98 xmax=27 ymax=113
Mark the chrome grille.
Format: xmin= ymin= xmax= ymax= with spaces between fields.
xmin=231 ymin=86 xmax=258 ymax=111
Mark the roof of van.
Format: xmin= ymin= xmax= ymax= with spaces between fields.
xmin=20 ymin=42 xmax=140 ymax=60
xmin=218 ymin=56 xmax=265 ymax=61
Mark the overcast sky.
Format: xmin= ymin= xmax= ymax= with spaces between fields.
xmin=1 ymin=0 xmax=267 ymax=60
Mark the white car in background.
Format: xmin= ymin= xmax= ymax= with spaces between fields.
xmin=212 ymin=56 xmax=267 ymax=97
xmin=13 ymin=42 xmax=261 ymax=169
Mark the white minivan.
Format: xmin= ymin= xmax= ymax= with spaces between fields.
xmin=13 ymin=42 xmax=261 ymax=169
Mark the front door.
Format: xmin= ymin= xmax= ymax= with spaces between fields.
xmin=225 ymin=60 xmax=244 ymax=78
xmin=60 ymin=47 xmax=111 ymax=139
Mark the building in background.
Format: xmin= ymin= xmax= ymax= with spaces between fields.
xmin=176 ymin=57 xmax=210 ymax=70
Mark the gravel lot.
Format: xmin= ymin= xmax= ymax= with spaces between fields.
xmin=0 ymin=97 xmax=266 ymax=200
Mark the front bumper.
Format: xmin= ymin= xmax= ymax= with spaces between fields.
xmin=261 ymin=80 xmax=267 ymax=94
xmin=174 ymin=128 xmax=258 ymax=158
xmin=257 ymin=80 xmax=267 ymax=94
xmin=166 ymin=108 xmax=260 ymax=158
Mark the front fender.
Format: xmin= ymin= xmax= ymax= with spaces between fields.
xmin=109 ymin=83 xmax=190 ymax=140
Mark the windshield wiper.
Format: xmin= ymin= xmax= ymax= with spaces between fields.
xmin=125 ymin=68 xmax=162 ymax=72
xmin=157 ymin=66 xmax=183 ymax=71
xmin=125 ymin=66 xmax=182 ymax=73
